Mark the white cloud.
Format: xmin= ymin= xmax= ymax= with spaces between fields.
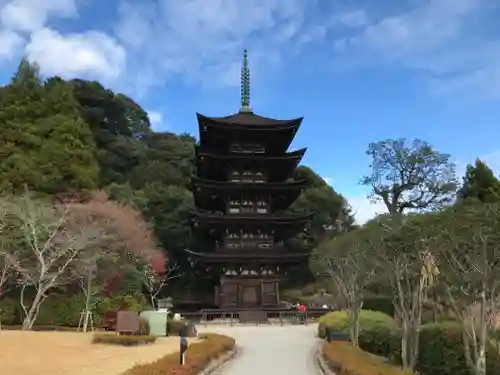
xmin=347 ymin=195 xmax=387 ymax=225
xmin=336 ymin=9 xmax=369 ymax=28
xmin=0 ymin=0 xmax=125 ymax=82
xmin=0 ymin=28 xmax=23 ymax=58
xmin=25 ymin=28 xmax=125 ymax=81
xmin=332 ymin=0 xmax=500 ymax=99
xmin=148 ymin=110 xmax=163 ymax=130
xmin=1 ymin=0 xmax=78 ymax=32
xmin=113 ymin=0 xmax=326 ymax=91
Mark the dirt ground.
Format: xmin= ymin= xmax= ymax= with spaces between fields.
xmin=0 ymin=330 xmax=199 ymax=375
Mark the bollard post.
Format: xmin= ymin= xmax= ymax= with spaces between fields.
xmin=179 ymin=334 xmax=188 ymax=365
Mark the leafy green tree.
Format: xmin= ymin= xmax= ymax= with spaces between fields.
xmin=287 ymin=166 xmax=355 ymax=251
xmin=70 ymin=79 xmax=151 ymax=185
xmin=362 ymin=138 xmax=457 ymax=213
xmin=130 ymin=131 xmax=196 ymax=189
xmin=0 ymin=60 xmax=99 ymax=194
xmin=457 ymin=158 xmax=500 ymax=203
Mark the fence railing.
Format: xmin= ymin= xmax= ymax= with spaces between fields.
xmin=177 ymin=308 xmax=329 ymax=326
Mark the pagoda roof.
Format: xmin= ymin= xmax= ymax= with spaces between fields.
xmin=191 ymin=176 xmax=307 ymax=190
xmin=184 ymin=249 xmax=309 ymax=263
xmin=197 ymin=112 xmax=302 ymax=129
xmin=196 ymin=147 xmax=307 ymax=161
xmin=189 ymin=209 xmax=313 ymax=224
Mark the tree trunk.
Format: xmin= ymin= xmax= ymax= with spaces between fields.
xmin=474 ymin=293 xmax=487 ymax=375
xmin=348 ymin=305 xmax=361 ymax=346
xmin=401 ymin=323 xmax=409 ymax=369
xmin=21 ymin=289 xmax=46 ymax=330
xmin=82 ymin=271 xmax=93 ymax=332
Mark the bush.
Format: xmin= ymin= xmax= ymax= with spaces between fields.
xmin=318 ymin=309 xmax=396 ymax=338
xmin=92 ymin=333 xmax=157 ymax=346
xmin=0 ymin=294 xmax=147 ymax=327
xmin=137 ymin=317 xmax=150 ymax=335
xmin=0 ymin=297 xmax=18 ymax=325
xmin=318 ymin=309 xmax=399 ymax=359
xmin=322 ymin=341 xmax=414 ymax=375
xmin=122 ymin=333 xmax=235 ymax=375
xmin=417 ymin=322 xmax=500 ymax=375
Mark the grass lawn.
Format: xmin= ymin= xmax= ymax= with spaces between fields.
xmin=0 ymin=330 xmax=198 ymax=375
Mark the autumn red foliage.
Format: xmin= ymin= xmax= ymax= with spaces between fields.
xmin=67 ymin=191 xmax=166 ymax=271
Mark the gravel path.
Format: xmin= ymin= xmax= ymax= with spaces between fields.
xmin=198 ymin=324 xmax=321 ymax=375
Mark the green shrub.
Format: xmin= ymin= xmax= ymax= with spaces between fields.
xmin=417 ymin=322 xmax=500 ymax=375
xmin=137 ymin=317 xmax=150 ymax=335
xmin=0 ymin=297 xmax=19 ymax=325
xmin=318 ymin=309 xmax=396 ymax=338
xmin=0 ymin=294 xmax=147 ymax=328
xmin=92 ymin=333 xmax=157 ymax=346
xmin=34 ymin=294 xmax=85 ymax=326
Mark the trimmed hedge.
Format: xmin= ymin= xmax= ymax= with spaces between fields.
xmin=318 ymin=310 xmax=399 ymax=359
xmin=0 ymin=294 xmax=147 ymax=327
xmin=417 ymin=322 xmax=500 ymax=375
xmin=353 ymin=319 xmax=500 ymax=375
xmin=318 ymin=310 xmax=396 ymax=336
xmin=121 ymin=333 xmax=235 ymax=375
xmin=322 ymin=341 xmax=414 ymax=375
xmin=93 ymin=333 xmax=157 ymax=346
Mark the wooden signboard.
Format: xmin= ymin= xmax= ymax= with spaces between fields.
xmin=116 ymin=311 xmax=139 ymax=334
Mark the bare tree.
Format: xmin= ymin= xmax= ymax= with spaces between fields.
xmin=365 ymin=214 xmax=438 ymax=371
xmin=2 ymin=193 xmax=104 ymax=329
xmin=361 ymin=138 xmax=457 ymax=214
xmin=436 ymin=202 xmax=500 ymax=375
xmin=314 ymin=230 xmax=375 ymax=345
xmin=133 ymin=258 xmax=181 ymax=309
xmin=2 ymin=190 xmax=164 ymax=330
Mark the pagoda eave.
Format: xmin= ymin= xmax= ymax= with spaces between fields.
xmin=196 ymin=147 xmax=307 ymax=161
xmin=191 ymin=176 xmax=307 ymax=190
xmin=184 ymin=249 xmax=309 ymax=263
xmin=189 ymin=209 xmax=313 ymax=224
xmin=197 ymin=112 xmax=303 ymax=129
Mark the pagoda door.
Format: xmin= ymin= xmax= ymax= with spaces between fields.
xmin=261 ymin=281 xmax=279 ymax=306
xmin=220 ymin=282 xmax=238 ymax=308
xmin=240 ymin=284 xmax=259 ymax=308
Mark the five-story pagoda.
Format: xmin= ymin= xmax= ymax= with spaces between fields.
xmin=186 ymin=50 xmax=312 ymax=309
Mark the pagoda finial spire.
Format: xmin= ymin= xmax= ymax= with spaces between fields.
xmin=240 ymin=49 xmax=251 ymax=112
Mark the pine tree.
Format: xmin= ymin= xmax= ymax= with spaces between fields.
xmin=458 ymin=158 xmax=500 ymax=203
xmin=0 ymin=59 xmax=99 ymax=194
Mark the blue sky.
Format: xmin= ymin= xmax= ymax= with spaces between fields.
xmin=1 ymin=0 xmax=500 ymax=223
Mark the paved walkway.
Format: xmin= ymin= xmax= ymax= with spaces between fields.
xmin=198 ymin=324 xmax=321 ymax=375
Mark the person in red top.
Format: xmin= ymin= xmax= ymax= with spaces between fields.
xmin=296 ymin=303 xmax=307 ymax=323
xmin=297 ymin=304 xmax=306 ymax=312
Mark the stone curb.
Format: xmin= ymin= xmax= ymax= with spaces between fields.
xmin=198 ymin=346 xmax=240 ymax=375
xmin=316 ymin=342 xmax=335 ymax=375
